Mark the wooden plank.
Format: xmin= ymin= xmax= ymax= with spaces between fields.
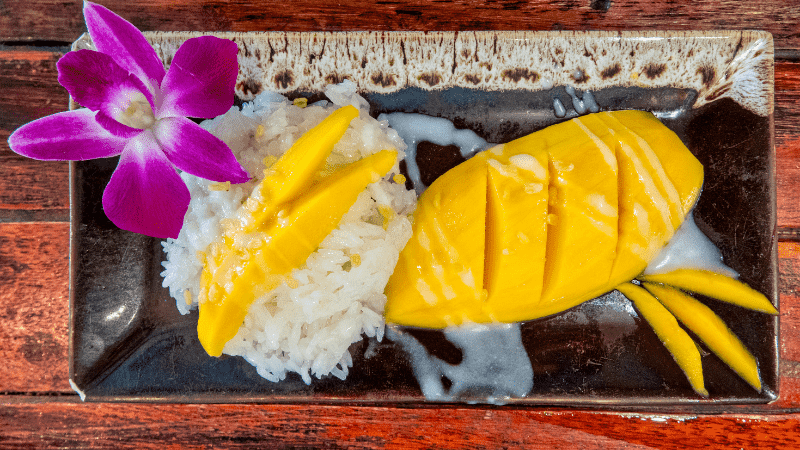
xmin=0 ymin=49 xmax=69 ymax=212
xmin=2 ymin=0 xmax=800 ymax=49
xmin=0 ymin=223 xmax=70 ymax=393
xmin=0 ymin=402 xmax=799 ymax=449
xmin=776 ymin=62 xmax=800 ymax=230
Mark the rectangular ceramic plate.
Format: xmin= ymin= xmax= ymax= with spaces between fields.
xmin=69 ymin=31 xmax=778 ymax=407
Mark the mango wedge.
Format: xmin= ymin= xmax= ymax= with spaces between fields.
xmin=384 ymin=111 xmax=704 ymax=328
xmin=258 ymin=149 xmax=398 ymax=273
xmin=539 ymin=115 xmax=619 ymax=308
xmin=484 ymin=155 xmax=549 ymax=322
xmin=384 ymin=154 xmax=488 ymax=327
xmin=197 ymin=104 xmax=395 ymax=357
xmin=199 ymin=149 xmax=397 ymax=356
xmin=199 ymin=149 xmax=396 ymax=356
xmin=639 ymin=269 xmax=778 ymax=315
xmin=605 ymin=111 xmax=704 ymax=216
xmin=247 ymin=105 xmax=359 ymax=230
xmin=643 ymin=282 xmax=762 ymax=391
xmin=616 ymin=283 xmax=707 ymax=396
xmin=583 ymin=114 xmax=679 ymax=282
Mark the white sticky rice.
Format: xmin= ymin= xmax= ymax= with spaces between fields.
xmin=160 ymin=81 xmax=416 ymax=384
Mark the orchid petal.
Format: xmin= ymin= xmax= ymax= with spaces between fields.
xmin=152 ymin=117 xmax=250 ymax=183
xmin=95 ymin=111 xmax=144 ymax=138
xmin=158 ymin=36 xmax=238 ymax=119
xmin=8 ymin=109 xmax=127 ymax=161
xmin=57 ymin=49 xmax=154 ymax=113
xmin=84 ymin=1 xmax=165 ymax=93
xmin=102 ymin=130 xmax=189 ymax=239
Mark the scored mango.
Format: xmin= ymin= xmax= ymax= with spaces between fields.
xmin=384 ymin=111 xmax=704 ymax=328
xmin=537 ymin=114 xmax=619 ymax=312
xmin=198 ymin=106 xmax=396 ymax=356
xmin=483 ymin=155 xmax=549 ymax=322
xmin=384 ymin=154 xmax=488 ymax=328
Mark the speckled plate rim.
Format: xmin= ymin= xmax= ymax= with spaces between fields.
xmin=71 ymin=30 xmax=774 ymax=117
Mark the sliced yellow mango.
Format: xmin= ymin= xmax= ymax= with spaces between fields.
xmin=257 ymin=149 xmax=398 ymax=273
xmin=604 ymin=110 xmax=703 ymax=216
xmin=539 ymin=115 xmax=619 ymax=309
xmin=616 ymin=283 xmax=707 ymax=396
xmin=198 ymin=149 xmax=397 ymax=356
xmin=385 ymin=111 xmax=704 ymax=328
xmin=384 ymin=153 xmax=488 ymax=328
xmin=643 ymin=282 xmax=762 ymax=391
xmin=484 ymin=154 xmax=549 ymax=322
xmin=197 ymin=269 xmax=286 ymax=357
xmin=248 ymin=105 xmax=359 ymax=230
xmin=639 ymin=269 xmax=778 ymax=315
xmin=582 ymin=119 xmax=677 ymax=282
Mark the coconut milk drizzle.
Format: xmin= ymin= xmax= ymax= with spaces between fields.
xmin=644 ymin=210 xmax=738 ymax=277
xmin=387 ymin=323 xmax=533 ymax=404
xmin=565 ymin=85 xmax=600 ymax=115
xmin=378 ymin=112 xmax=490 ymax=194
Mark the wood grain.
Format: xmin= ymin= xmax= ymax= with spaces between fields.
xmin=776 ymin=62 xmax=800 ymax=230
xmin=0 ymin=403 xmax=798 ymax=449
xmin=2 ymin=0 xmax=800 ymax=50
xmin=0 ymin=223 xmax=70 ymax=393
xmin=0 ymin=48 xmax=69 ymax=213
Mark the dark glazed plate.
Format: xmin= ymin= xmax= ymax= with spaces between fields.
xmin=69 ymin=31 xmax=777 ymax=407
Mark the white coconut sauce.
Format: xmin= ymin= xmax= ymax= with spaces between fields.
xmin=386 ymin=323 xmax=533 ymax=404
xmin=644 ymin=210 xmax=738 ymax=277
xmin=378 ymin=112 xmax=490 ymax=194
xmin=565 ymin=86 xmax=600 ymax=115
xmin=384 ymin=108 xmax=733 ymax=403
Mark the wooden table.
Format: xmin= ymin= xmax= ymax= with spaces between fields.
xmin=2 ymin=1 xmax=800 ymax=448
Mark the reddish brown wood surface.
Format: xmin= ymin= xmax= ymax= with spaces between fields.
xmin=0 ymin=223 xmax=70 ymax=393
xmin=3 ymin=0 xmax=800 ymax=52
xmin=0 ymin=49 xmax=69 ymax=214
xmin=776 ymin=61 xmax=800 ymax=231
xmin=0 ymin=403 xmax=798 ymax=449
xmin=1 ymin=0 xmax=800 ymax=447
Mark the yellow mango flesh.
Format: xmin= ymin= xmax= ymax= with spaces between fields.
xmin=384 ymin=154 xmax=488 ymax=328
xmin=483 ymin=155 xmax=549 ymax=322
xmin=384 ymin=111 xmax=704 ymax=328
xmin=199 ymin=150 xmax=397 ymax=356
xmin=538 ymin=115 xmax=619 ymax=311
xmin=616 ymin=283 xmax=707 ymax=396
xmin=199 ymin=149 xmax=397 ymax=356
xmin=643 ymin=282 xmax=762 ymax=391
xmin=197 ymin=105 xmax=395 ymax=356
xmin=602 ymin=110 xmax=704 ymax=216
xmin=584 ymin=114 xmax=679 ymax=282
xmin=639 ymin=269 xmax=778 ymax=315
xmin=247 ymin=104 xmax=359 ymax=231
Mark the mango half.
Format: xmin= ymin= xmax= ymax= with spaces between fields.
xmin=384 ymin=111 xmax=704 ymax=328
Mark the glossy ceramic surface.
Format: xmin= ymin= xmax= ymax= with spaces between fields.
xmin=69 ymin=31 xmax=777 ymax=406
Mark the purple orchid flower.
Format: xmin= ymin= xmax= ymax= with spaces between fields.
xmin=8 ymin=1 xmax=249 ymax=239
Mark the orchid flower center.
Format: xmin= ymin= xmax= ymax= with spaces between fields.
xmin=117 ymin=93 xmax=155 ymax=130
